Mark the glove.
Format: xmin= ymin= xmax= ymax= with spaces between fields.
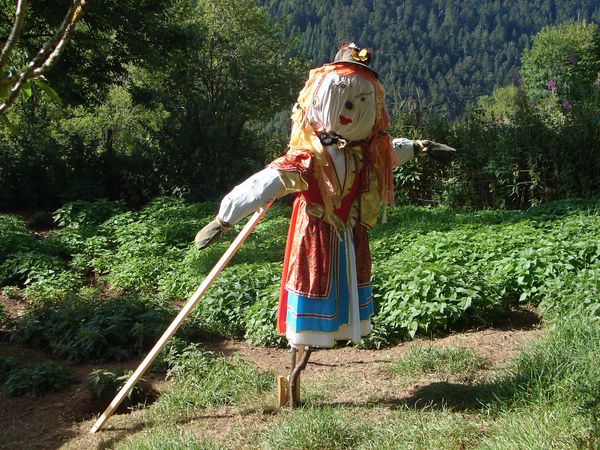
xmin=413 ymin=140 xmax=457 ymax=164
xmin=194 ymin=217 xmax=231 ymax=250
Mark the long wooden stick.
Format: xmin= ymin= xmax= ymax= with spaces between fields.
xmin=90 ymin=203 xmax=272 ymax=433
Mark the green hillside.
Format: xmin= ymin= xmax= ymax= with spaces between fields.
xmin=261 ymin=0 xmax=600 ymax=115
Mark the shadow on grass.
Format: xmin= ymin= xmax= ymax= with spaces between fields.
xmin=320 ymin=379 xmax=496 ymax=413
xmin=94 ymin=421 xmax=148 ymax=450
xmin=395 ymin=380 xmax=497 ymax=411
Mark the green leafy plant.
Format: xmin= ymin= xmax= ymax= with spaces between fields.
xmin=188 ymin=262 xmax=282 ymax=340
xmin=85 ymin=369 xmax=152 ymax=405
xmin=0 ymin=356 xmax=21 ymax=382
xmin=52 ymin=199 xmax=125 ymax=229
xmin=244 ymin=284 xmax=286 ymax=347
xmin=0 ymin=302 xmax=13 ymax=331
xmin=2 ymin=285 xmax=21 ymax=300
xmin=3 ymin=361 xmax=72 ymax=397
xmin=11 ymin=296 xmax=175 ymax=362
xmin=537 ymin=261 xmax=600 ymax=322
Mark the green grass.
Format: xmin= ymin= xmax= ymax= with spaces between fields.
xmin=261 ymin=406 xmax=486 ymax=449
xmin=115 ymin=427 xmax=220 ymax=450
xmin=479 ymin=400 xmax=593 ymax=449
xmin=150 ymin=344 xmax=273 ymax=421
xmin=480 ymin=318 xmax=600 ymax=448
xmin=125 ymin=319 xmax=599 ymax=449
xmin=393 ymin=346 xmax=489 ymax=378
xmin=169 ymin=319 xmax=600 ymax=448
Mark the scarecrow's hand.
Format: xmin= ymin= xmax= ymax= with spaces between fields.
xmin=195 ymin=217 xmax=231 ymax=250
xmin=413 ymin=140 xmax=457 ymax=164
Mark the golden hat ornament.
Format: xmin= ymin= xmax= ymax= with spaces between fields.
xmin=332 ymin=43 xmax=378 ymax=78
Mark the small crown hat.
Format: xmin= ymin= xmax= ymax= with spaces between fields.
xmin=332 ymin=42 xmax=378 ymax=78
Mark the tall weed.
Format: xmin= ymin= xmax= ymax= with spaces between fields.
xmin=153 ymin=343 xmax=272 ymax=418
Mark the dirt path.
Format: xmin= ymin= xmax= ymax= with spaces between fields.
xmin=0 ymin=307 xmax=542 ymax=450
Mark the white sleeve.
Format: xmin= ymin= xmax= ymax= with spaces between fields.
xmin=392 ymin=138 xmax=415 ymax=166
xmin=217 ymin=167 xmax=286 ymax=226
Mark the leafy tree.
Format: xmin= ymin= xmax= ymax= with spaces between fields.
xmin=128 ymin=0 xmax=305 ymax=199
xmin=260 ymin=0 xmax=600 ymax=115
xmin=0 ymin=0 xmax=305 ymax=209
xmin=477 ymin=86 xmax=521 ymax=124
xmin=520 ymin=21 xmax=600 ymax=121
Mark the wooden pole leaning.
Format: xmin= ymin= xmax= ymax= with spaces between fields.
xmin=90 ymin=203 xmax=272 ymax=433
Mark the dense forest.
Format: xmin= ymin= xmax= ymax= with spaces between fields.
xmin=0 ymin=0 xmax=599 ymax=211
xmin=261 ymin=0 xmax=600 ymax=115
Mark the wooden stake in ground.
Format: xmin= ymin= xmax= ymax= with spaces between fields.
xmin=89 ymin=203 xmax=272 ymax=433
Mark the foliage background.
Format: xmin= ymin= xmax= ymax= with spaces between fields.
xmin=0 ymin=1 xmax=598 ymax=210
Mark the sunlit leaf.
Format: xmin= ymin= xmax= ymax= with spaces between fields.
xmin=33 ymin=78 xmax=63 ymax=106
xmin=21 ymin=81 xmax=32 ymax=100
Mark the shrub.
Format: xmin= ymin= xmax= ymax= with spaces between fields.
xmin=0 ymin=251 xmax=67 ymax=286
xmin=85 ymin=369 xmax=152 ymax=405
xmin=11 ymin=296 xmax=175 ymax=362
xmin=22 ymin=271 xmax=83 ymax=304
xmin=188 ymin=262 xmax=282 ymax=340
xmin=3 ymin=361 xmax=72 ymax=397
xmin=0 ymin=216 xmax=35 ymax=263
xmin=52 ymin=199 xmax=125 ymax=228
xmin=244 ymin=283 xmax=286 ymax=347
xmin=0 ymin=303 xmax=12 ymax=331
xmin=0 ymin=356 xmax=21 ymax=382
xmin=363 ymin=199 xmax=600 ymax=347
xmin=538 ymin=262 xmax=600 ymax=322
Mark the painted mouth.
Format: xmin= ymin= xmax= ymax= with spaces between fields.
xmin=339 ymin=115 xmax=352 ymax=125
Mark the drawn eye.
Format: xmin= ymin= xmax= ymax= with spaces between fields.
xmin=339 ymin=82 xmax=347 ymax=89
xmin=360 ymin=96 xmax=366 ymax=102
xmin=345 ymin=101 xmax=354 ymax=110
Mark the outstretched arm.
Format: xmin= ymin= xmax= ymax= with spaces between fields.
xmin=195 ymin=167 xmax=306 ymax=249
xmin=392 ymin=138 xmax=457 ymax=165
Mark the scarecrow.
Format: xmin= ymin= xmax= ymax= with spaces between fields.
xmin=195 ymin=43 xmax=456 ymax=406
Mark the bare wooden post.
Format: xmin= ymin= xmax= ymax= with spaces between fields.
xmin=90 ymin=203 xmax=272 ymax=433
xmin=276 ymin=375 xmax=288 ymax=407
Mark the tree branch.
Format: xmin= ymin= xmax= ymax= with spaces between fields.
xmin=31 ymin=0 xmax=87 ymax=77
xmin=0 ymin=0 xmax=28 ymax=73
xmin=0 ymin=0 xmax=87 ymax=114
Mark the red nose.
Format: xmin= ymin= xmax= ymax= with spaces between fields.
xmin=339 ymin=115 xmax=352 ymax=125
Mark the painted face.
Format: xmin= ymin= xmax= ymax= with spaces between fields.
xmin=307 ymin=71 xmax=376 ymax=142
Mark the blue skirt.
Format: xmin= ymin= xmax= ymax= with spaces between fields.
xmin=284 ymin=228 xmax=375 ymax=346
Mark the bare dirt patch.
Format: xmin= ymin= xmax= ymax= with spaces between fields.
xmin=0 ymin=307 xmax=543 ymax=450
xmin=0 ymin=293 xmax=26 ymax=323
